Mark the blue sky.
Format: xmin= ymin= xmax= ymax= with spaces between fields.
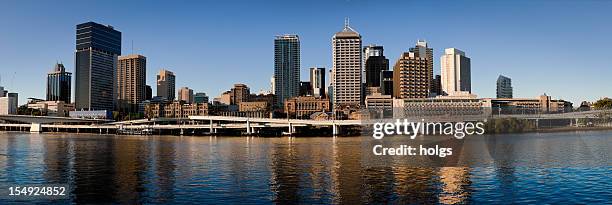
xmin=0 ymin=0 xmax=610 ymax=105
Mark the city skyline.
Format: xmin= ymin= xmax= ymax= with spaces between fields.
xmin=1 ymin=1 xmax=611 ymax=105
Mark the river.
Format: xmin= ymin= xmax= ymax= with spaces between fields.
xmin=0 ymin=131 xmax=610 ymax=204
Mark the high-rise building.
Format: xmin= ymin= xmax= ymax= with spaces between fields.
xmin=431 ymin=74 xmax=442 ymax=96
xmin=363 ymin=45 xmax=388 ymax=87
xmin=380 ymin=70 xmax=393 ymax=96
xmin=409 ymin=40 xmax=434 ymax=95
xmin=74 ymin=22 xmax=121 ymax=111
xmin=145 ymin=85 xmax=152 ymax=100
xmin=157 ymin=69 xmax=176 ymax=101
xmin=393 ymin=51 xmax=429 ymax=99
xmin=178 ymin=87 xmax=194 ymax=104
xmin=274 ymin=34 xmax=300 ymax=107
xmin=299 ymin=81 xmax=312 ymax=96
xmin=309 ymin=67 xmax=326 ymax=98
xmin=194 ymin=92 xmax=209 ymax=104
xmin=116 ymin=54 xmax=146 ymax=105
xmin=497 ymin=75 xmax=513 ymax=98
xmin=0 ymin=93 xmax=18 ymax=115
xmin=231 ymin=84 xmax=250 ymax=105
xmin=441 ymin=48 xmax=471 ymax=96
xmin=46 ymin=63 xmax=72 ymax=103
xmin=331 ymin=19 xmax=362 ymax=108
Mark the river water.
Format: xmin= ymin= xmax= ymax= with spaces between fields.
xmin=0 ymin=131 xmax=610 ymax=204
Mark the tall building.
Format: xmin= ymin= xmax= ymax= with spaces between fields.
xmin=497 ymin=75 xmax=513 ymax=98
xmin=194 ymin=92 xmax=209 ymax=104
xmin=274 ymin=34 xmax=300 ymax=106
xmin=331 ymin=19 xmax=362 ymax=108
xmin=393 ymin=51 xmax=429 ymax=99
xmin=116 ymin=54 xmax=147 ymax=105
xmin=231 ymin=84 xmax=250 ymax=105
xmin=431 ymin=74 xmax=442 ymax=96
xmin=178 ymin=87 xmax=194 ymax=104
xmin=46 ymin=63 xmax=72 ymax=103
xmin=380 ymin=70 xmax=393 ymax=96
xmin=0 ymin=93 xmax=18 ymax=115
xmin=441 ymin=48 xmax=471 ymax=96
xmin=309 ymin=67 xmax=326 ymax=98
xmin=363 ymin=45 xmax=388 ymax=87
xmin=409 ymin=40 xmax=434 ymax=95
xmin=299 ymin=81 xmax=312 ymax=96
xmin=145 ymin=85 xmax=152 ymax=100
xmin=157 ymin=69 xmax=176 ymax=101
xmin=74 ymin=22 xmax=121 ymax=111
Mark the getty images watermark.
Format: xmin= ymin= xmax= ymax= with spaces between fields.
xmin=370 ymin=119 xmax=485 ymax=157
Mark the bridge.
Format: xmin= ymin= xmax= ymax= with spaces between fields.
xmin=0 ymin=115 xmax=112 ymax=133
xmin=1 ymin=109 xmax=610 ymax=135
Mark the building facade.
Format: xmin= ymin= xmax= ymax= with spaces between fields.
xmin=409 ymin=40 xmax=433 ymax=95
xmin=46 ymin=63 xmax=72 ymax=103
xmin=380 ymin=70 xmax=393 ymax=96
xmin=178 ymin=87 xmax=194 ymax=104
xmin=116 ymin=54 xmax=147 ymax=111
xmin=309 ymin=67 xmax=326 ymax=98
xmin=231 ymin=84 xmax=250 ymax=105
xmin=144 ymin=101 xmax=208 ymax=118
xmin=393 ymin=51 xmax=429 ymax=99
xmin=74 ymin=22 xmax=121 ymax=111
xmin=194 ymin=92 xmax=209 ymax=104
xmin=331 ymin=20 xmax=362 ymax=109
xmin=0 ymin=93 xmax=18 ymax=115
xmin=431 ymin=74 xmax=442 ymax=96
xmin=157 ymin=69 xmax=176 ymax=101
xmin=363 ymin=45 xmax=389 ymax=88
xmin=284 ymin=96 xmax=331 ymax=119
xmin=441 ymin=48 xmax=471 ymax=96
xmin=27 ymin=101 xmax=75 ymax=117
xmin=274 ymin=34 xmax=300 ymax=107
xmin=496 ymin=75 xmax=513 ymax=98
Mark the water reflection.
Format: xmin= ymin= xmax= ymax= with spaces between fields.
xmin=0 ymin=131 xmax=609 ymax=204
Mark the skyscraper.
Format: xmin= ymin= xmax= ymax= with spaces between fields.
xmin=393 ymin=51 xmax=429 ymax=99
xmin=497 ymin=75 xmax=513 ymax=98
xmin=331 ymin=19 xmax=362 ymax=108
xmin=74 ymin=22 xmax=121 ymax=111
xmin=409 ymin=40 xmax=433 ymax=95
xmin=441 ymin=48 xmax=471 ymax=96
xmin=157 ymin=69 xmax=176 ymax=101
xmin=309 ymin=67 xmax=326 ymax=98
xmin=363 ymin=45 xmax=389 ymax=88
xmin=145 ymin=85 xmax=152 ymax=100
xmin=380 ymin=70 xmax=393 ymax=96
xmin=178 ymin=87 xmax=194 ymax=104
xmin=274 ymin=34 xmax=300 ymax=107
xmin=47 ymin=63 xmax=72 ymax=103
xmin=431 ymin=74 xmax=442 ymax=96
xmin=116 ymin=54 xmax=146 ymax=105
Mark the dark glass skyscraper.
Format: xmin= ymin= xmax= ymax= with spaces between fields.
xmin=75 ymin=22 xmax=121 ymax=111
xmin=274 ymin=34 xmax=300 ymax=107
xmin=363 ymin=45 xmax=389 ymax=87
xmin=46 ymin=63 xmax=72 ymax=103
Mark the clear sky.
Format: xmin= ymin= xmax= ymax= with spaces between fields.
xmin=1 ymin=0 xmax=610 ymax=105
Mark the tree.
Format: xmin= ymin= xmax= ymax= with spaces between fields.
xmin=593 ymin=98 xmax=612 ymax=109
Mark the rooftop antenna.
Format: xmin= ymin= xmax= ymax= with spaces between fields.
xmin=344 ymin=17 xmax=350 ymax=29
xmin=131 ymin=40 xmax=134 ymax=54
